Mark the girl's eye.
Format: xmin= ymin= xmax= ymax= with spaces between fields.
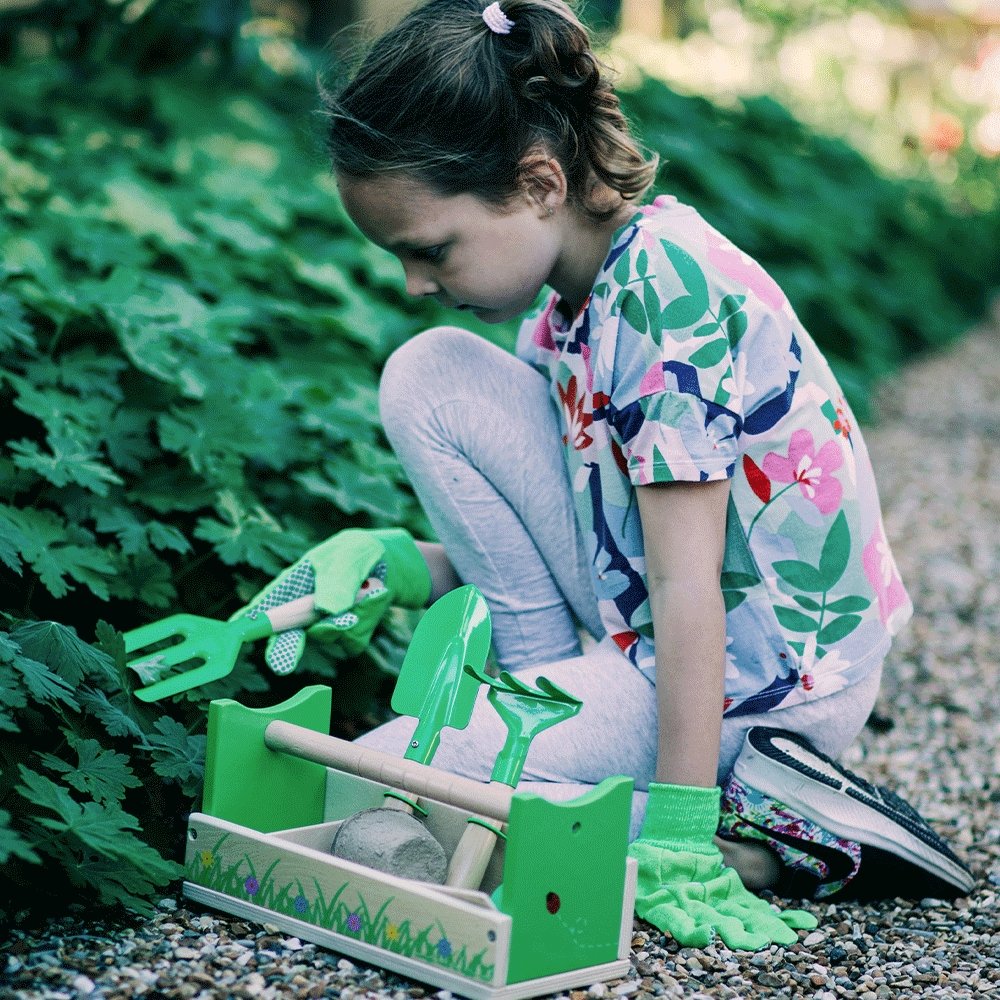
xmin=416 ymin=244 xmax=447 ymax=263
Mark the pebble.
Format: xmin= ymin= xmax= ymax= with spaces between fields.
xmin=0 ymin=319 xmax=997 ymax=1000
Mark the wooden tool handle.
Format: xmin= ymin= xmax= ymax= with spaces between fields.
xmin=263 ymin=595 xmax=318 ymax=632
xmin=446 ymin=819 xmax=500 ymax=889
xmin=264 ymin=721 xmax=514 ymax=823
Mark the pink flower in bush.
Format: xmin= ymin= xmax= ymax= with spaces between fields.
xmin=761 ymin=429 xmax=843 ymax=515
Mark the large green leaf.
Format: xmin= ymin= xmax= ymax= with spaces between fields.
xmin=818 ymin=511 xmax=851 ymax=588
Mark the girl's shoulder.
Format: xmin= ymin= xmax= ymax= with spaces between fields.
xmin=608 ymin=195 xmax=790 ymax=318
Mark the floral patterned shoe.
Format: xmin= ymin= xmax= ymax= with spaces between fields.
xmin=718 ymin=727 xmax=975 ymax=901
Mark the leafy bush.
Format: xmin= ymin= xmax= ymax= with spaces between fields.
xmin=0 ymin=59 xmax=457 ymax=927
xmin=1 ymin=50 xmax=997 ymax=927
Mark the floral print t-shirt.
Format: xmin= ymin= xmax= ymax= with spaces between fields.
xmin=515 ymin=195 xmax=912 ymax=716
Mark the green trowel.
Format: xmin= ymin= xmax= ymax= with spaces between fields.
xmin=329 ymin=584 xmax=493 ymax=881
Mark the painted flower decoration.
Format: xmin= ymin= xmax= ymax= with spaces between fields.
xmin=762 ymin=429 xmax=843 ymax=515
xmin=200 ymin=850 xmax=214 ymax=868
xmin=437 ymin=938 xmax=452 ymax=958
xmin=346 ymin=913 xmax=362 ymax=934
xmin=244 ymin=876 xmax=259 ymax=896
xmin=386 ymin=924 xmax=400 ymax=942
xmin=293 ymin=894 xmax=309 ymax=914
xmin=558 ymin=374 xmax=593 ymax=450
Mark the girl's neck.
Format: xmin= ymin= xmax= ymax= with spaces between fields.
xmin=550 ymin=198 xmax=639 ymax=318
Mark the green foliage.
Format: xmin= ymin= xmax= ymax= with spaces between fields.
xmin=0 ymin=57 xmax=474 ymax=926
xmin=619 ymin=76 xmax=1000 ymax=416
xmin=0 ymin=0 xmax=251 ymax=75
xmin=0 ymin=616 xmax=187 ymax=920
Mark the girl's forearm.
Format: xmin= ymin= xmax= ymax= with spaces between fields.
xmin=414 ymin=540 xmax=463 ymax=603
xmin=650 ymin=578 xmax=727 ymax=788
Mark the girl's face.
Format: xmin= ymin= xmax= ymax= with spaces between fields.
xmin=337 ymin=171 xmax=562 ymax=325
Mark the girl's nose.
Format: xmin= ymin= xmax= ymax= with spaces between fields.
xmin=404 ymin=267 xmax=439 ymax=299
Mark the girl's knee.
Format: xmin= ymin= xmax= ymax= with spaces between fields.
xmin=378 ymin=325 xmax=476 ymax=436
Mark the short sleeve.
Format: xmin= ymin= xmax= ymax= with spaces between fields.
xmin=602 ymin=232 xmax=744 ymax=486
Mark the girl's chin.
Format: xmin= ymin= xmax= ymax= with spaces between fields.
xmin=458 ymin=303 xmax=525 ymax=324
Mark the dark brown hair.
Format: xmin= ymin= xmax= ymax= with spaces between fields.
xmin=320 ymin=0 xmax=658 ymax=221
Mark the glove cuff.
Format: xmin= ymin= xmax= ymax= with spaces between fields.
xmin=639 ymin=782 xmax=721 ymax=848
xmin=371 ymin=528 xmax=432 ymax=609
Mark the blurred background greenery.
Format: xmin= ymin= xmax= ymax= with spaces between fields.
xmin=0 ymin=0 xmax=998 ymax=923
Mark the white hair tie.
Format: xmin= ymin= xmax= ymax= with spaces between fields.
xmin=482 ymin=2 xmax=515 ymax=34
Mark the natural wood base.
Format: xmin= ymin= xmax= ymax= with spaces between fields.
xmin=183 ymin=883 xmax=632 ymax=1000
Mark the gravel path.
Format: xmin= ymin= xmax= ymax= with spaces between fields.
xmin=3 ymin=308 xmax=999 ymax=999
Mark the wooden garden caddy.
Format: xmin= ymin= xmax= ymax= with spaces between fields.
xmin=164 ymin=587 xmax=638 ymax=1000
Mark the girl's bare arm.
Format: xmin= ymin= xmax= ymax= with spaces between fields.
xmin=635 ymin=478 xmax=731 ymax=788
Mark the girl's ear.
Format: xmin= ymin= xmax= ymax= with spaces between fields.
xmin=516 ymin=148 xmax=568 ymax=216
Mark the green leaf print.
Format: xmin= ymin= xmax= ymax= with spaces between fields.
xmin=688 ymin=336 xmax=729 ymax=369
xmin=722 ymin=495 xmax=761 ymax=585
xmin=724 ymin=591 xmax=747 ymax=612
xmin=636 ymin=248 xmax=648 ymax=277
xmin=621 ymin=289 xmax=647 ymax=334
xmin=718 ymin=294 xmax=746 ymax=318
xmin=644 ymin=279 xmax=662 ymax=344
xmin=774 ymin=606 xmax=820 ymax=632
xmin=772 ymin=559 xmax=827 ymax=593
xmin=660 ymin=239 xmax=709 ymax=302
xmin=817 ymin=614 xmax=863 ymax=645
xmin=825 ymin=595 xmax=871 ymax=613
xmin=793 ymin=595 xmax=822 ymax=611
xmin=692 ymin=321 xmax=721 ymax=338
xmin=721 ymin=570 xmax=755 ymax=612
xmin=662 ymin=295 xmax=707 ymax=330
xmin=614 ymin=251 xmax=631 ymax=286
xmin=818 ymin=511 xmax=850 ymax=588
xmin=651 ymin=444 xmax=674 ymax=481
xmin=726 ymin=310 xmax=749 ymax=347
xmin=659 ymin=239 xmax=710 ymax=329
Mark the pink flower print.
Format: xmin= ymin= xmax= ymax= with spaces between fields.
xmin=761 ymin=429 xmax=843 ymax=515
xmin=580 ymin=342 xmax=594 ymax=394
xmin=705 ymin=230 xmax=786 ymax=310
xmin=639 ymin=361 xmax=666 ymax=398
xmin=863 ymin=526 xmax=909 ymax=630
xmin=558 ymin=375 xmax=593 ymax=450
xmin=532 ymin=296 xmax=561 ymax=352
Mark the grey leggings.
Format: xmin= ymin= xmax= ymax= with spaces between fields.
xmin=356 ymin=326 xmax=882 ymax=840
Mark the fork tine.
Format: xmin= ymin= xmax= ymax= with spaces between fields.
xmin=123 ymin=614 xmax=204 ymax=657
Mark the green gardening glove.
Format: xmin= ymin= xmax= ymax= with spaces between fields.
xmin=628 ymin=782 xmax=818 ymax=950
xmin=231 ymin=527 xmax=432 ymax=675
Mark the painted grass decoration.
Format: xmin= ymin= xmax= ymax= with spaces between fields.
xmin=186 ymin=833 xmax=494 ymax=981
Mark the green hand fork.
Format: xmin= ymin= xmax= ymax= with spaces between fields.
xmin=444 ymin=663 xmax=583 ymax=890
xmin=124 ymin=596 xmax=318 ymax=702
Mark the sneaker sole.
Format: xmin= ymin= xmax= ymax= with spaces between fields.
xmin=733 ymin=728 xmax=974 ymax=896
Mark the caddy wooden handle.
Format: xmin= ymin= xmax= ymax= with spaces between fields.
xmin=264 ymin=721 xmax=514 ymax=824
